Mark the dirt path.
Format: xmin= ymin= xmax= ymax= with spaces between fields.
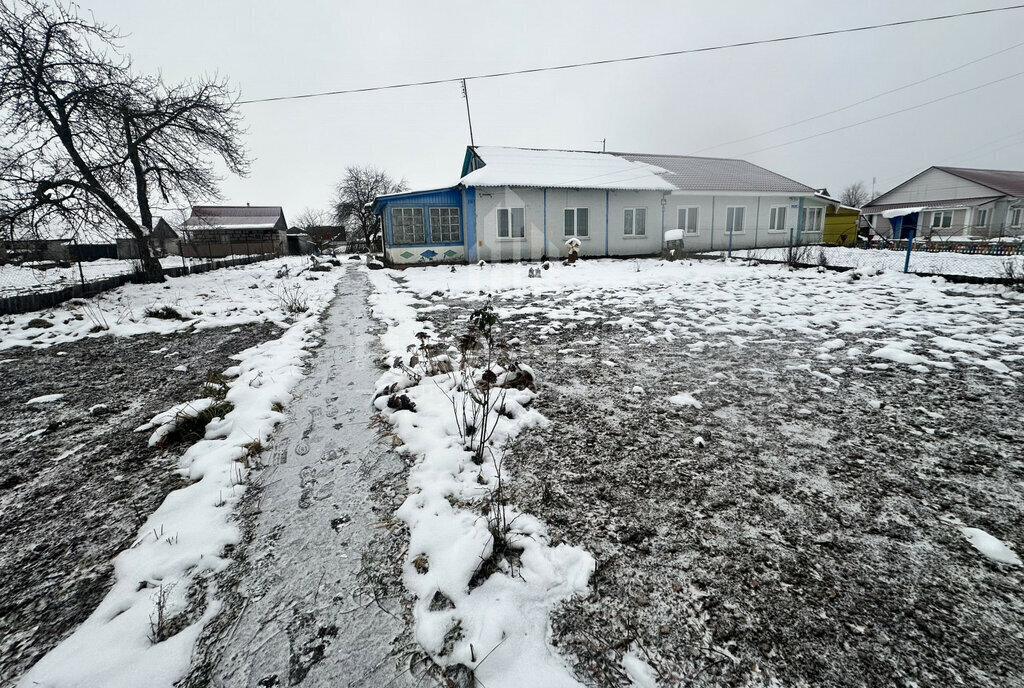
xmin=185 ymin=270 xmax=417 ymax=688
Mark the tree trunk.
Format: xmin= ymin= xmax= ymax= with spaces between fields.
xmin=128 ymin=228 xmax=164 ymax=282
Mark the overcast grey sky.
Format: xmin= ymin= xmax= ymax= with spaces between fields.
xmin=83 ymin=0 xmax=1024 ymax=220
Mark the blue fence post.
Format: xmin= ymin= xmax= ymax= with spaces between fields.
xmin=903 ymin=228 xmax=915 ymax=273
xmin=788 ymin=227 xmax=794 ymax=264
xmin=727 ymin=227 xmax=733 ymax=260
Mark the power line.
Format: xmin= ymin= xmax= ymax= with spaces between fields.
xmin=737 ymin=70 xmax=1024 ymax=158
xmin=689 ymin=39 xmax=1024 ymax=156
xmin=236 ymin=4 xmax=1024 ymax=105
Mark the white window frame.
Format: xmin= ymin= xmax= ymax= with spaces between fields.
xmin=931 ymin=210 xmax=953 ymax=229
xmin=497 ymin=207 xmax=526 ymax=240
xmin=802 ymin=206 xmax=823 ymax=233
xmin=768 ymin=205 xmax=787 ymax=232
xmin=391 ymin=207 xmax=425 ymax=245
xmin=429 ymin=207 xmax=461 ymax=243
xmin=564 ymin=207 xmax=590 ymax=238
xmin=678 ymin=207 xmax=699 ymax=235
xmin=974 ymin=208 xmax=988 ymax=228
xmin=1011 ymin=207 xmax=1022 ymax=228
xmin=623 ymin=207 xmax=646 ymax=237
xmin=725 ymin=206 xmax=745 ymax=234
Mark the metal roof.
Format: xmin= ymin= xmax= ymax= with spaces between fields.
xmin=861 ymin=196 xmax=1003 ymax=214
xmin=932 ymin=166 xmax=1024 ymax=197
xmin=184 ymin=205 xmax=285 ymax=229
xmin=611 ymin=151 xmax=816 ymax=193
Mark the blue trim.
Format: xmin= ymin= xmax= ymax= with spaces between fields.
xmin=465 ymin=187 xmax=478 ymax=262
xmin=605 ymin=191 xmax=610 ymax=256
xmin=543 ymin=188 xmax=547 ymax=252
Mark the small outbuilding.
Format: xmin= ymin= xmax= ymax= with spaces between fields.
xmin=182 ymin=205 xmax=288 ymax=257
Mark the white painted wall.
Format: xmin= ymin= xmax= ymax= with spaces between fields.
xmin=875 ymin=168 xmax=997 ymax=204
xmin=469 ymin=186 xmax=829 ymax=262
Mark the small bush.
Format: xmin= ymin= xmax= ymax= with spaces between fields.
xmin=144 ymin=305 xmax=187 ymax=320
xmin=24 ymin=318 xmax=53 ymax=329
xmin=1001 ymin=257 xmax=1024 ymax=292
xmin=160 ymin=400 xmax=234 ymax=447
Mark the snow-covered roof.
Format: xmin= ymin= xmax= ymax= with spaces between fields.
xmin=461 ymin=147 xmax=676 ymax=191
xmin=862 ymin=196 xmax=1003 ymax=215
xmin=459 ymin=146 xmax=816 ymax=194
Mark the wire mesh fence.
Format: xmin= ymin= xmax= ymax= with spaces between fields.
xmin=0 ymin=245 xmax=278 ymax=316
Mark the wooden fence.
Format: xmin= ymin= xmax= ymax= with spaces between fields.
xmin=0 ymin=254 xmax=275 ymax=316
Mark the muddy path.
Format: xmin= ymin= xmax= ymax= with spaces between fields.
xmin=183 ymin=270 xmax=419 ymax=688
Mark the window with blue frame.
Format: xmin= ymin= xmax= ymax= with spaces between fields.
xmin=429 ymin=207 xmax=461 ymax=242
xmin=391 ymin=207 xmax=425 ymax=244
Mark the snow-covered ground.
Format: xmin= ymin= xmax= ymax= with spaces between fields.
xmin=385 ymin=257 xmax=1024 ymax=686
xmin=723 ymin=245 xmax=1024 ymax=278
xmin=7 ymin=256 xmax=347 ymax=688
xmin=0 ymin=256 xmax=242 ymax=297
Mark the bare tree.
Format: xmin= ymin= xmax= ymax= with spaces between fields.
xmin=840 ymin=181 xmax=869 ymax=208
xmin=332 ymin=166 xmax=406 ymax=253
xmin=293 ymin=207 xmax=338 ymax=252
xmin=0 ymin=0 xmax=248 ymax=282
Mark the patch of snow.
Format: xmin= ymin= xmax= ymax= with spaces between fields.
xmin=622 ymin=647 xmax=658 ymax=688
xmin=668 ymin=392 xmax=702 ymax=409
xmin=961 ymin=527 xmax=1022 ymax=566
xmin=881 ymin=207 xmax=925 ymax=219
xmin=26 ymin=393 xmax=65 ymax=404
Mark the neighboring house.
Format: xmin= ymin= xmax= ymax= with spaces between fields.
xmin=182 ymin=205 xmax=288 ymax=257
xmin=116 ymin=218 xmax=181 ymax=258
xmin=371 ymin=146 xmax=831 ymax=265
xmin=862 ymin=166 xmax=1024 ymax=241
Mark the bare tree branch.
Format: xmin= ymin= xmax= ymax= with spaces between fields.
xmin=0 ymin=0 xmax=249 ymax=281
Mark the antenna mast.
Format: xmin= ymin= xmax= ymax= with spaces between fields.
xmin=461 ymin=79 xmax=475 ymax=146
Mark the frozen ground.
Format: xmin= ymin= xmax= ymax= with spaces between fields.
xmin=725 ymin=245 xmax=1024 ymax=279
xmin=394 ymin=258 xmax=1024 ymax=687
xmin=2 ymin=256 xmax=348 ymax=687
xmin=0 ymin=323 xmax=277 ymax=684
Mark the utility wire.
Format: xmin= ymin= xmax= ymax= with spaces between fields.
xmin=737 ymin=70 xmax=1024 ymax=157
xmin=236 ymin=4 xmax=1024 ymax=105
xmin=689 ymin=39 xmax=1024 ymax=155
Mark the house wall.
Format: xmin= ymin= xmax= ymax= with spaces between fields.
xmin=663 ymin=193 xmax=829 ymax=251
xmin=875 ymin=168 xmax=996 ymax=204
xmin=471 ymin=187 xmax=829 ymax=261
xmin=380 ymin=188 xmax=467 ymax=264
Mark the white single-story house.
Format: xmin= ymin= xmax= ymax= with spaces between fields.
xmin=371 ymin=146 xmax=831 ymax=265
xmin=862 ymin=167 xmax=1024 ymax=241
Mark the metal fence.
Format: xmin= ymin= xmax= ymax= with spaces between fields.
xmin=712 ymin=228 xmax=1024 ymax=283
